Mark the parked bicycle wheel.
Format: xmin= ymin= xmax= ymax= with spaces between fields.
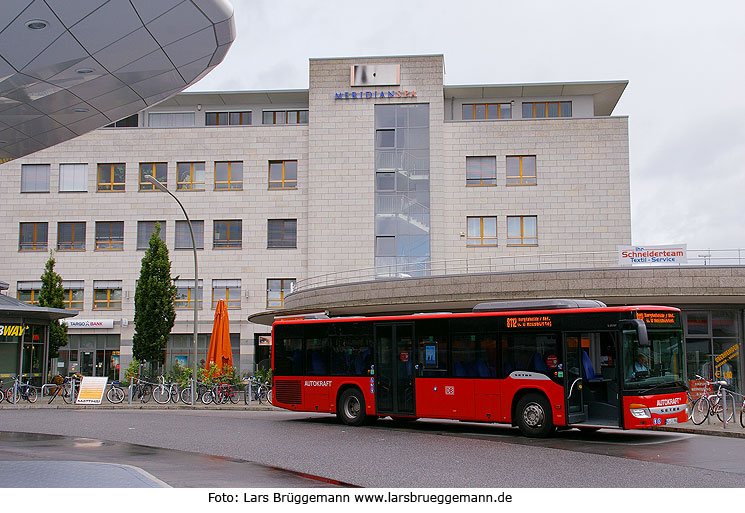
xmin=741 ymin=405 xmax=745 ymax=428
xmin=201 ymin=389 xmax=214 ymax=405
xmin=106 ymin=386 xmax=125 ymax=404
xmin=25 ymin=387 xmax=37 ymax=403
xmin=5 ymin=388 xmax=19 ymax=404
xmin=140 ymin=384 xmax=152 ymax=403
xmin=715 ymin=391 xmax=737 ymax=423
xmin=227 ymin=385 xmax=238 ymax=404
xmin=0 ymin=386 xmax=4 ymax=403
xmin=690 ymin=396 xmax=710 ymax=425
xmin=180 ymin=386 xmax=194 ymax=404
xmin=170 ymin=386 xmax=180 ymax=403
xmin=62 ymin=382 xmax=73 ymax=404
xmin=152 ymin=386 xmax=171 ymax=404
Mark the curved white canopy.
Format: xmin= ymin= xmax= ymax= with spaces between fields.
xmin=0 ymin=0 xmax=235 ymax=161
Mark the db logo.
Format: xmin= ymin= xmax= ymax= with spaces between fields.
xmin=445 ymin=386 xmax=455 ymax=396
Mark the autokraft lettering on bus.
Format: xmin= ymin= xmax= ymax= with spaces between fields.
xmin=304 ymin=380 xmax=332 ymax=387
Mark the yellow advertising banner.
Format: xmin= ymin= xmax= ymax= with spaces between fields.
xmin=75 ymin=377 xmax=109 ymax=405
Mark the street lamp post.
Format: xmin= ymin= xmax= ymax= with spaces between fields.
xmin=144 ymin=174 xmax=199 ymax=405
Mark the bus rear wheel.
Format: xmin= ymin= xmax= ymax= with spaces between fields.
xmin=338 ymin=388 xmax=366 ymax=427
xmin=516 ymin=393 xmax=554 ymax=438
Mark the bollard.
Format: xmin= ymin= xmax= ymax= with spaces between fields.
xmin=128 ymin=383 xmax=133 ymax=405
xmin=70 ymin=377 xmax=76 ymax=404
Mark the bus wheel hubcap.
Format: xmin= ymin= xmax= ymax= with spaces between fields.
xmin=346 ymin=397 xmax=360 ymax=418
xmin=524 ymin=403 xmax=544 ymax=427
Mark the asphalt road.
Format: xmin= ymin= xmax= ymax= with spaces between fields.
xmin=1 ymin=408 xmax=744 ymax=487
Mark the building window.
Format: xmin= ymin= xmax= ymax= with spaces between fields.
xmin=105 ymin=114 xmax=138 ymax=128
xmin=177 ymin=162 xmax=205 ymax=190
xmin=21 ymin=164 xmax=50 ymax=192
xmin=507 ymin=216 xmax=538 ymax=246
xmin=267 ymin=219 xmax=297 ymax=248
xmin=137 ymin=221 xmax=166 ymax=250
xmin=57 ymin=222 xmax=86 ymax=251
xmin=215 ymin=161 xmax=243 ymax=190
xmin=213 ymin=220 xmax=242 ymax=248
xmin=466 ymin=156 xmax=497 ymax=186
xmin=95 ymin=221 xmax=124 ymax=250
xmin=97 ymin=163 xmax=125 ymax=191
xmin=175 ymin=220 xmax=204 ymax=249
xmin=268 ymin=160 xmax=297 ymax=189
xmin=467 ymin=217 xmax=497 ymax=246
xmin=59 ymin=164 xmax=88 ymax=192
xmin=212 ymin=279 xmax=241 ymax=309
xmin=175 ymin=279 xmax=203 ymax=309
xmin=522 ymin=101 xmax=572 ymax=118
xmin=63 ymin=281 xmax=84 ymax=309
xmin=16 ymin=281 xmax=42 ymax=305
xmin=19 ymin=222 xmax=48 ymax=251
xmin=262 ymin=110 xmax=308 ymax=125
xmin=462 ymin=103 xmax=511 ymax=120
xmin=506 ymin=156 xmax=537 ymax=186
xmin=139 ymin=163 xmax=167 ymax=190
xmin=206 ymin=111 xmax=251 ymax=125
xmin=93 ymin=281 xmax=122 ymax=310
xmin=267 ymin=279 xmax=295 ymax=308
xmin=148 ymin=112 xmax=195 ymax=127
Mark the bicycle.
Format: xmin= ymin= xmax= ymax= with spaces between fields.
xmin=106 ymin=380 xmax=126 ymax=404
xmin=244 ymin=376 xmax=271 ymax=405
xmin=152 ymin=376 xmax=180 ymax=404
xmin=202 ymin=382 xmax=238 ymax=405
xmin=690 ymin=376 xmax=736 ymax=425
xmin=129 ymin=378 xmax=153 ymax=403
xmin=180 ymin=381 xmax=209 ymax=404
xmin=5 ymin=375 xmax=38 ymax=404
xmin=48 ymin=376 xmax=76 ymax=404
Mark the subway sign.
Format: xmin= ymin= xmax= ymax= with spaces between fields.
xmin=0 ymin=325 xmax=27 ymax=337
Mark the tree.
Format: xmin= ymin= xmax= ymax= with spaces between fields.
xmin=38 ymin=251 xmax=67 ymax=359
xmin=133 ymin=223 xmax=176 ymax=375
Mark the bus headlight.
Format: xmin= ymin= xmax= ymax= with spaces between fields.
xmin=629 ymin=404 xmax=651 ymax=419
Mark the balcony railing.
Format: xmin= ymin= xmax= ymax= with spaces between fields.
xmin=293 ymin=248 xmax=745 ymax=293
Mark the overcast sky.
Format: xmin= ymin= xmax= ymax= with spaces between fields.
xmin=190 ymin=0 xmax=745 ymax=251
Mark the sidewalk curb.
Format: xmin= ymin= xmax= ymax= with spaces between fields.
xmin=652 ymin=424 xmax=745 ymax=439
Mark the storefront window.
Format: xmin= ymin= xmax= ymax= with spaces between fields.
xmin=684 ymin=310 xmax=741 ymax=394
xmin=165 ymin=333 xmax=240 ymax=373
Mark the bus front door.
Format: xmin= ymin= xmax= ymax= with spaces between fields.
xmin=564 ymin=334 xmax=587 ymax=424
xmin=374 ymin=323 xmax=416 ymax=417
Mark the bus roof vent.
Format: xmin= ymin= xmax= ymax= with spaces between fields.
xmin=472 ymin=299 xmax=606 ymax=313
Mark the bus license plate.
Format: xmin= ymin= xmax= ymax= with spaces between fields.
xmin=665 ymin=418 xmax=678 ymax=425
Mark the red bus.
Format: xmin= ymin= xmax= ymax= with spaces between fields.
xmin=271 ymin=299 xmax=687 ymax=437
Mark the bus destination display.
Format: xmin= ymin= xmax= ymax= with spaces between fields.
xmin=506 ymin=316 xmax=553 ymax=328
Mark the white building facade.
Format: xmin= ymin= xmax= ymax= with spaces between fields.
xmin=0 ymin=55 xmax=631 ymax=380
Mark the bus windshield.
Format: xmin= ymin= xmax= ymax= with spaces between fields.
xmin=623 ymin=329 xmax=684 ymax=391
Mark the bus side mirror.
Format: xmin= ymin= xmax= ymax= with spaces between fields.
xmin=620 ymin=319 xmax=649 ymax=347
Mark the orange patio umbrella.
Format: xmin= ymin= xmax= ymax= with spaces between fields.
xmin=205 ymin=299 xmax=233 ymax=371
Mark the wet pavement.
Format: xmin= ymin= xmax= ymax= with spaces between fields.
xmin=0 ymin=431 xmax=346 ymax=488
xmin=1 ymin=402 xmax=743 ymax=488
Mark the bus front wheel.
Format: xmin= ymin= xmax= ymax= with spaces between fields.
xmin=516 ymin=393 xmax=554 ymax=438
xmin=338 ymin=388 xmax=366 ymax=427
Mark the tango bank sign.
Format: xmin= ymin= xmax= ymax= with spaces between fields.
xmin=61 ymin=319 xmax=114 ymax=329
xmin=618 ymin=244 xmax=687 ymax=265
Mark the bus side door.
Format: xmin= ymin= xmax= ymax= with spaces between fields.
xmin=564 ymin=334 xmax=587 ymax=423
xmin=374 ymin=323 xmax=416 ymax=417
